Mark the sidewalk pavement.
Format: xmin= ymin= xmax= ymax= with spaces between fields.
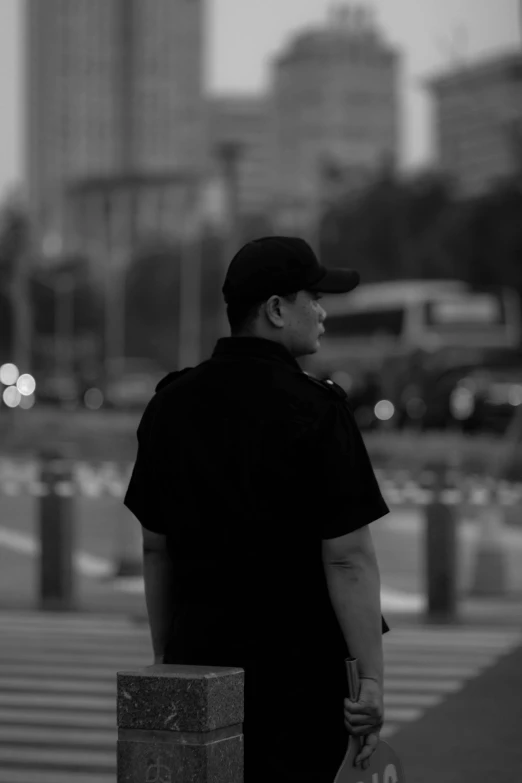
xmin=391 ymin=640 xmax=522 ymax=783
xmin=0 ymin=543 xmax=146 ymax=617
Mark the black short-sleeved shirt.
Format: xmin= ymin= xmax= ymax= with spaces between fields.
xmin=124 ymin=336 xmax=390 ymax=781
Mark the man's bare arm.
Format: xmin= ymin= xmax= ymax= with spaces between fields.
xmin=322 ymin=524 xmax=383 ymax=687
xmin=141 ymin=527 xmax=176 ymax=663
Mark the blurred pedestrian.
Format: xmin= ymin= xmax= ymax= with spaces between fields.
xmin=124 ymin=236 xmax=390 ymax=783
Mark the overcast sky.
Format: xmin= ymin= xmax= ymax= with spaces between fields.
xmin=0 ymin=0 xmax=519 ymax=198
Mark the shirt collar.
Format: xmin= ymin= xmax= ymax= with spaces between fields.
xmin=212 ymin=337 xmax=303 ymax=371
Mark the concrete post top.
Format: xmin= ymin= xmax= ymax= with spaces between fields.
xmin=117 ymin=665 xmax=244 ymax=734
xmin=118 ymin=664 xmax=244 ymax=680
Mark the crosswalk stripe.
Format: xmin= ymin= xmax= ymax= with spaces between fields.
xmin=0 ymin=639 xmax=150 ymax=655
xmin=385 ymin=664 xmax=485 ymax=677
xmin=0 ymin=693 xmax=114 ymax=711
xmin=0 ymin=708 xmax=115 ymax=729
xmin=0 ymin=652 xmax=148 ymax=669
xmin=0 ymin=772 xmax=114 ymax=783
xmin=383 ymin=707 xmax=424 ymax=722
xmin=380 ymin=723 xmax=400 ymax=739
xmin=383 ymin=649 xmax=499 ymax=661
xmin=0 ymin=663 xmax=140 ymax=680
xmin=385 ymin=678 xmax=462 ymax=692
xmin=0 ymin=630 xmax=150 ymax=645
xmin=384 ymin=635 xmax=520 ymax=648
xmin=0 ymin=725 xmax=114 ymax=747
xmin=0 ymin=677 xmax=115 ymax=695
xmin=385 ymin=693 xmax=443 ymax=707
xmin=0 ymin=746 xmax=114 ymax=769
xmin=0 ymin=612 xmax=142 ymax=632
xmin=385 ymin=628 xmax=521 ymax=640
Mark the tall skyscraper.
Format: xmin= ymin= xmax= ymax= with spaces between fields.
xmin=25 ymin=0 xmax=205 ymax=245
xmin=428 ymin=51 xmax=522 ymax=196
xmin=270 ymin=4 xmax=400 ymax=240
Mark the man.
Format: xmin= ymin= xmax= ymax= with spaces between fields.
xmin=124 ymin=236 xmax=390 ymax=783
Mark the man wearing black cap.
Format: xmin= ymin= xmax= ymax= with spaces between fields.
xmin=125 ymin=236 xmax=390 ymax=783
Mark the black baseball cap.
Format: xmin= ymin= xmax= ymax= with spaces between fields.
xmin=222 ymin=236 xmax=360 ymax=304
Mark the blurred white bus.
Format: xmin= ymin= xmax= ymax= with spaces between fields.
xmin=304 ymin=279 xmax=522 ymax=386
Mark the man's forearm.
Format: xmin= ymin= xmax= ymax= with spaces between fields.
xmin=324 ymin=554 xmax=384 ymax=686
xmin=143 ymin=549 xmax=176 ymax=661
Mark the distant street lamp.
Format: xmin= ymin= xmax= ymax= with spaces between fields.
xmin=214 ymin=142 xmax=244 ymax=336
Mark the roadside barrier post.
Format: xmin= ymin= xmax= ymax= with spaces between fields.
xmin=117 ymin=665 xmax=244 ymax=783
xmin=423 ymin=461 xmax=459 ymax=624
xmin=469 ymin=403 xmax=522 ymax=595
xmin=38 ymin=448 xmax=76 ymax=611
xmin=469 ymin=500 xmax=508 ymax=596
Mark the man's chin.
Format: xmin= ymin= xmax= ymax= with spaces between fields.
xmin=303 ymin=341 xmax=321 ymax=357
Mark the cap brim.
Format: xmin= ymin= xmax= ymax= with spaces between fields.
xmin=308 ymin=268 xmax=360 ymax=294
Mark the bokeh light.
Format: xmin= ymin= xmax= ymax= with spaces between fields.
xmin=16 ymin=373 xmax=36 ymax=397
xmin=84 ymin=387 xmax=104 ymax=411
xmin=3 ymin=386 xmax=21 ymax=408
xmin=374 ymin=399 xmax=395 ymax=421
xmin=0 ymin=363 xmax=19 ymax=387
xmin=19 ymin=393 xmax=36 ymax=410
xmin=450 ymin=387 xmax=475 ymax=420
xmin=509 ymin=386 xmax=522 ymax=407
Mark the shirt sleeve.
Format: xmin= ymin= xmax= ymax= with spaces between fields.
xmin=309 ymin=399 xmax=390 ymax=540
xmin=123 ymin=397 xmax=168 ymax=535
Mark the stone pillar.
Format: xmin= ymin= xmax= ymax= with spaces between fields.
xmin=117 ymin=664 xmax=244 ymax=783
xmin=423 ymin=462 xmax=459 ymax=624
xmin=38 ymin=448 xmax=76 ymax=611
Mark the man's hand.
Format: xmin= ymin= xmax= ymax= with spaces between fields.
xmin=343 ymin=678 xmax=384 ymax=770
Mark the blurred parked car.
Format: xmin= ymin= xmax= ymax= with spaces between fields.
xmin=36 ymin=373 xmax=81 ymax=408
xmin=419 ymin=350 xmax=522 ymax=433
xmin=35 ymin=358 xmax=165 ymax=412
xmin=103 ymin=358 xmax=164 ymax=411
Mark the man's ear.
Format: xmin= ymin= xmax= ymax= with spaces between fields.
xmin=264 ymin=296 xmax=285 ymax=328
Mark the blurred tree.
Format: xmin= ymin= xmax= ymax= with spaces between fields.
xmin=30 ymin=253 xmax=104 ymax=377
xmin=320 ymin=167 xmax=456 ymax=282
xmin=319 ymin=167 xmax=522 ymax=298
xmin=458 ymin=180 xmax=522 ymax=294
xmin=125 ymin=239 xmax=182 ymax=370
xmin=238 ymin=212 xmax=273 ymax=244
xmin=123 ymin=228 xmax=229 ymax=372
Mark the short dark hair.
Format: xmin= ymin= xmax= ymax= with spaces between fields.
xmin=226 ymin=292 xmax=298 ymax=335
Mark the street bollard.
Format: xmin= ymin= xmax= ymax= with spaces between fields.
xmin=469 ymin=502 xmax=508 ymax=596
xmin=423 ymin=462 xmax=459 ymax=624
xmin=117 ymin=665 xmax=244 ymax=783
xmin=37 ymin=448 xmax=76 ymax=611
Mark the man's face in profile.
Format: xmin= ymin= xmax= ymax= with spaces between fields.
xmin=282 ymin=290 xmax=327 ymax=358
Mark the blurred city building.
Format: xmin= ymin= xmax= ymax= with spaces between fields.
xmin=428 ymin=50 xmax=522 ymax=196
xmin=25 ymin=0 xmax=205 ymax=255
xmin=205 ymin=95 xmax=274 ymax=229
xmin=269 ymin=4 xmax=400 ymax=242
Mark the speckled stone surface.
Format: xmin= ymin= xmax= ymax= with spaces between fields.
xmin=117 ymin=735 xmax=244 ymax=783
xmin=117 ymin=666 xmax=244 ymax=782
xmin=117 ymin=665 xmax=245 ymax=732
